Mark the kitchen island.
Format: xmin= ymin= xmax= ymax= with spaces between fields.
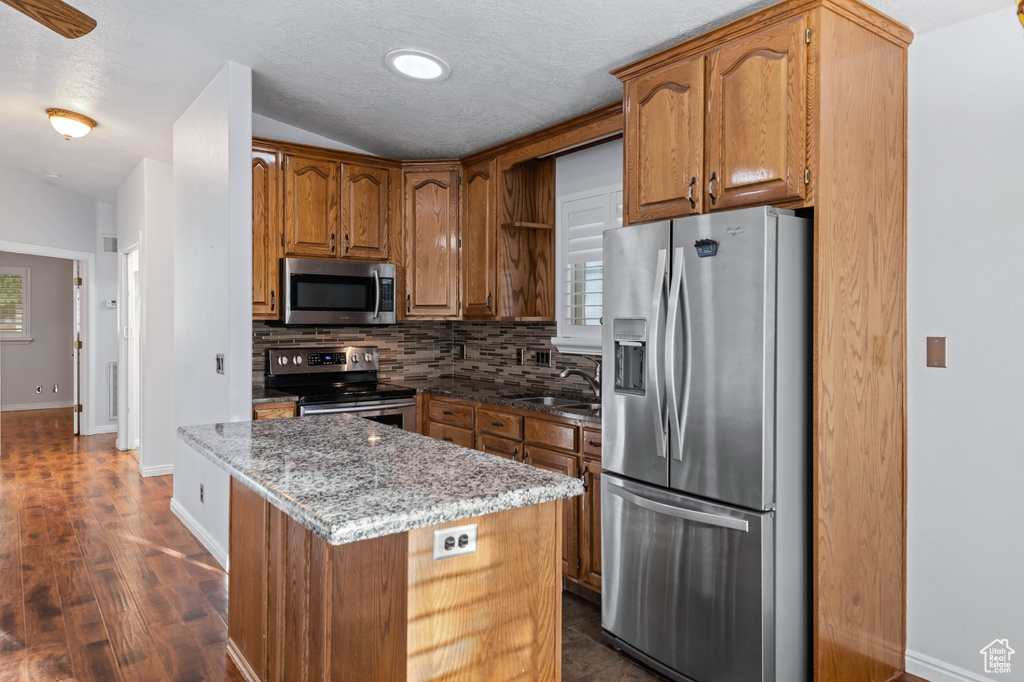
xmin=179 ymin=414 xmax=583 ymax=682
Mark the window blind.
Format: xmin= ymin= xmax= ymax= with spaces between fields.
xmin=0 ymin=271 xmax=26 ymax=335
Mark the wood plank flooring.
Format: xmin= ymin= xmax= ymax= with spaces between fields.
xmin=0 ymin=408 xmax=243 ymax=682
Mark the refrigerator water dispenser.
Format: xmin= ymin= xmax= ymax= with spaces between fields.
xmin=613 ymin=318 xmax=647 ymax=395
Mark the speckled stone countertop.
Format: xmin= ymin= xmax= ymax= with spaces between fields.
xmin=252 ymin=388 xmax=298 ymax=404
xmin=178 ymin=414 xmax=584 ymax=546
xmin=396 ymin=377 xmax=602 ymax=424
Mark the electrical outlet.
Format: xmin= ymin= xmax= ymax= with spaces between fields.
xmin=53 ymin=384 xmax=59 ymax=393
xmin=535 ymin=351 xmax=551 ymax=366
xmin=215 ymin=354 xmax=225 ymax=375
xmin=35 ymin=386 xmax=42 ymax=394
xmin=199 ymin=484 xmax=205 ymax=503
xmin=433 ymin=523 xmax=478 ymax=560
xmin=516 ymin=348 xmax=526 ymax=366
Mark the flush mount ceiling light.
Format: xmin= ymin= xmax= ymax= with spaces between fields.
xmin=45 ymin=107 xmax=97 ymax=140
xmin=385 ymin=49 xmax=450 ymax=82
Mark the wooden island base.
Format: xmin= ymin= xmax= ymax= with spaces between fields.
xmin=228 ymin=478 xmax=563 ymax=681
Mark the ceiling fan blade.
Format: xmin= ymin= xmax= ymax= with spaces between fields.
xmin=0 ymin=0 xmax=95 ymax=38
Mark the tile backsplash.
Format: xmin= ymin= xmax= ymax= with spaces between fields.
xmin=253 ymin=321 xmax=599 ymax=392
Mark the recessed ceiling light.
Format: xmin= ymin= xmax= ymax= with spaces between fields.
xmin=45 ymin=107 xmax=97 ymax=140
xmin=385 ymin=49 xmax=450 ymax=82
xmin=44 ymin=172 xmax=62 ymax=179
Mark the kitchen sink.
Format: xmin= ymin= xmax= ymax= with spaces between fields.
xmin=515 ymin=396 xmax=583 ymax=407
xmin=569 ymin=402 xmax=601 ymax=410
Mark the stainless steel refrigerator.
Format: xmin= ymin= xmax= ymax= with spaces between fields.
xmin=601 ymin=206 xmax=810 ymax=682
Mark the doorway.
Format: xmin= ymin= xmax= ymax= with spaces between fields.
xmin=118 ymin=246 xmax=141 ymax=450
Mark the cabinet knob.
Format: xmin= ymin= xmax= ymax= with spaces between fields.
xmin=270 ymin=290 xmax=275 ymax=311
xmin=406 ymin=294 xmax=411 ymax=314
xmin=486 ymin=292 xmax=492 ymax=311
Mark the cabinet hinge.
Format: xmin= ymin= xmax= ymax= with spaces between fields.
xmin=457 ymin=175 xmax=462 ymax=186
xmin=73 ymin=277 xmax=83 ymax=286
xmin=73 ymin=404 xmax=83 ymax=413
xmin=804 ymin=168 xmax=811 ymax=185
xmin=458 ymin=238 xmax=463 ymax=249
xmin=281 ymin=235 xmax=284 ymax=248
xmin=577 ymin=557 xmax=581 ymax=570
xmin=805 ymin=28 xmax=811 ymax=44
xmin=74 ymin=340 xmax=83 ymax=349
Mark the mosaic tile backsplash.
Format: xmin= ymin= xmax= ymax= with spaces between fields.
xmin=252 ymin=321 xmax=600 ymax=394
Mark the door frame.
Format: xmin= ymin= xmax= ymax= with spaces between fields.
xmin=0 ymin=240 xmax=96 ymax=434
xmin=117 ymin=244 xmax=141 ymax=450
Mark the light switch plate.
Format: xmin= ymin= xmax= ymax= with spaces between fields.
xmin=926 ymin=337 xmax=946 ymax=368
xmin=433 ymin=523 xmax=478 ymax=560
xmin=216 ymin=353 xmax=225 ymax=374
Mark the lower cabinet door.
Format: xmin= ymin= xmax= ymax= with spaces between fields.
xmin=428 ymin=421 xmax=474 ymax=448
xmin=524 ymin=444 xmax=580 ymax=580
xmin=477 ymin=433 xmax=521 ymax=461
xmin=580 ymin=454 xmax=602 ymax=591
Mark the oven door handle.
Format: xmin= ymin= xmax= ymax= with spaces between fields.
xmin=300 ymin=399 xmax=417 ymax=416
xmin=373 ymin=270 xmax=381 ymax=319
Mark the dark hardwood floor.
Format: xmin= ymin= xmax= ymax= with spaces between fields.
xmin=0 ymin=408 xmax=244 ymax=681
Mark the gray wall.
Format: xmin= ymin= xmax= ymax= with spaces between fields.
xmin=0 ymin=252 xmax=74 ymax=410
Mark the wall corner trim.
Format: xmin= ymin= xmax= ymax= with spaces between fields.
xmin=905 ymin=650 xmax=993 ymax=682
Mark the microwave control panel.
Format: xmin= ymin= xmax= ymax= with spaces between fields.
xmin=380 ymin=278 xmax=395 ymax=312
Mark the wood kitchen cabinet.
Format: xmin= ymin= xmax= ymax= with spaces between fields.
xmin=281 ymin=149 xmax=341 ymax=258
xmin=252 ymin=401 xmax=297 ymax=420
xmin=342 ymin=162 xmax=393 ymax=260
xmin=252 ymin=145 xmax=281 ymax=319
xmin=617 ymin=12 xmax=808 ymax=222
xmin=461 ymin=157 xmax=498 ymax=320
xmin=624 ymin=55 xmax=705 ymax=222
xmin=422 ymin=394 xmax=600 ymax=591
xmin=403 ymin=165 xmax=461 ymax=318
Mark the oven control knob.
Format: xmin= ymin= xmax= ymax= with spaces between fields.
xmin=364 ymin=353 xmax=373 ymax=363
xmin=351 ymin=354 xmax=359 ymax=364
xmin=277 ymin=356 xmax=288 ymax=366
xmin=293 ymin=355 xmax=303 ymax=366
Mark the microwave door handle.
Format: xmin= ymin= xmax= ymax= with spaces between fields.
xmin=373 ymin=270 xmax=381 ymax=319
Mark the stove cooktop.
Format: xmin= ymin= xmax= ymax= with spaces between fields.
xmin=282 ymin=382 xmax=417 ymax=406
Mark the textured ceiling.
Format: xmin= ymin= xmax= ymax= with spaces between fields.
xmin=0 ymin=0 xmax=1008 ymax=203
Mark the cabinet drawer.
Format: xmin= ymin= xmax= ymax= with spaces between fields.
xmin=427 ymin=422 xmax=474 ymax=448
xmin=524 ymin=417 xmax=577 ymax=453
xmin=477 ymin=407 xmax=522 ymax=439
xmin=478 ymin=433 xmax=521 ymax=461
xmin=583 ymin=428 xmax=602 ymax=459
xmin=427 ymin=398 xmax=474 ymax=429
xmin=253 ymin=402 xmax=297 ymax=420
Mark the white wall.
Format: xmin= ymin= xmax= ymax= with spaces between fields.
xmin=252 ymin=113 xmax=370 ymax=154
xmin=116 ymin=158 xmax=175 ymax=474
xmin=171 ymin=62 xmax=253 ymax=568
xmin=0 ymin=252 xmax=74 ymax=410
xmin=906 ymin=8 xmax=1024 ymax=682
xmin=92 ymin=202 xmax=118 ymax=431
xmin=0 ymin=169 xmax=119 ymax=435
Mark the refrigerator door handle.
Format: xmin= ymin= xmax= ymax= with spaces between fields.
xmin=606 ymin=479 xmax=750 ymax=532
xmin=666 ymin=246 xmax=686 ymax=458
xmin=648 ymin=248 xmax=669 ymax=459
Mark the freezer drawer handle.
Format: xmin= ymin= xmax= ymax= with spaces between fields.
xmin=606 ymin=482 xmax=749 ymax=532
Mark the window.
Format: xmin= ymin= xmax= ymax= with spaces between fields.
xmin=0 ymin=266 xmax=31 ymax=342
xmin=551 ymin=185 xmax=622 ymax=354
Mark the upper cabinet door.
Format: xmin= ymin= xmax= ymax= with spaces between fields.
xmin=282 ymin=151 xmax=341 ymax=258
xmin=705 ymin=16 xmax=807 ymax=211
xmin=461 ymin=158 xmax=497 ymax=320
xmin=624 ymin=55 xmax=704 ymax=224
xmin=252 ymin=146 xmax=281 ymax=320
xmin=403 ymin=168 xmax=461 ymax=318
xmin=342 ymin=163 xmax=391 ymax=261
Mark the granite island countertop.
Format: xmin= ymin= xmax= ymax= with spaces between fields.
xmin=178 ymin=414 xmax=583 ymax=546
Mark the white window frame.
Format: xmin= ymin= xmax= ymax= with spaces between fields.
xmin=551 ymin=183 xmax=622 ymax=355
xmin=0 ymin=265 xmax=31 ymax=343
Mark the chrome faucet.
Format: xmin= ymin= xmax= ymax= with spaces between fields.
xmin=558 ymin=356 xmax=602 ymax=399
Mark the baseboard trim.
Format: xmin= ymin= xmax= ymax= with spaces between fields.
xmin=906 ymin=650 xmax=992 ymax=682
xmin=91 ymin=424 xmax=117 ymax=434
xmin=140 ymin=463 xmax=174 ymax=478
xmin=1 ymin=401 xmax=74 ymax=412
xmin=169 ymin=497 xmax=228 ymax=570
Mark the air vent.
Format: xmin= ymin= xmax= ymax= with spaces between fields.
xmin=102 ymin=235 xmax=118 ymax=254
xmin=108 ymin=361 xmax=118 ymax=419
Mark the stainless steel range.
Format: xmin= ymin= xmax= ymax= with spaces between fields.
xmin=266 ymin=346 xmax=417 ymax=430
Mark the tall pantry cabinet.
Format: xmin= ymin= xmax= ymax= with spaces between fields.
xmin=613 ymin=1 xmax=912 ymax=680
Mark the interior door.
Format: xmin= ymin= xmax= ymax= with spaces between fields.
xmin=668 ymin=208 xmax=776 ymax=509
xmin=704 ymin=16 xmax=807 ymax=210
xmin=602 ymin=474 xmax=772 ymax=682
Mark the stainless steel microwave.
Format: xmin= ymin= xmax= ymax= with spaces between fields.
xmin=281 ymin=258 xmax=396 ymax=326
